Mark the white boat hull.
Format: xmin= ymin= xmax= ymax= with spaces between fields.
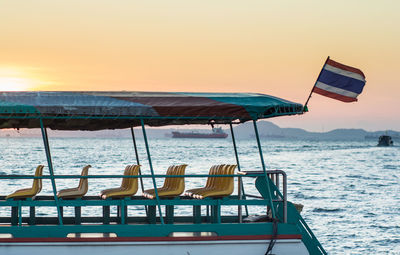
xmin=0 ymin=239 xmax=309 ymax=255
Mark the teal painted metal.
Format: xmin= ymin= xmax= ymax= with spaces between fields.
xmin=39 ymin=119 xmax=63 ymax=225
xmin=0 ymin=91 xmax=303 ymax=119
xmin=0 ymin=114 xmax=297 ymax=121
xmin=252 ymin=120 xmax=276 ymax=219
xmin=0 ymin=99 xmax=39 ymax=114
xmin=131 ymin=127 xmax=148 ymax=214
xmin=0 ymin=92 xmax=304 ymax=130
xmin=0 ymin=198 xmax=269 ymax=207
xmin=255 ymin=176 xmax=326 ymax=255
xmin=229 ymin=123 xmax=249 ymax=217
xmin=130 ymin=127 xmax=145 ymax=195
xmin=291 ymin=204 xmax=327 ymax=255
xmin=0 ymin=222 xmax=302 ymax=238
xmin=141 ymin=119 xmax=164 ymax=224
xmin=17 ymin=200 xmax=22 ymax=226
xmin=0 ymin=173 xmax=264 ymax=179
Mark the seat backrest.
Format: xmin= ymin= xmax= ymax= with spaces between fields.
xmin=78 ymin=165 xmax=91 ymax=195
xmin=170 ymin=164 xmax=187 ymax=194
xmin=32 ymin=165 xmax=44 ymax=195
xmin=213 ymin=164 xmax=228 ymax=190
xmin=120 ymin=165 xmax=132 ymax=189
xmin=125 ymin=164 xmax=140 ymax=195
xmin=209 ymin=164 xmax=226 ymax=190
xmin=222 ymin=164 xmax=236 ymax=194
xmin=161 ymin=165 xmax=176 ymax=190
xmin=205 ymin=165 xmax=221 ymax=189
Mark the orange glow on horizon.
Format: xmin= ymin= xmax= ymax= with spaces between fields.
xmin=0 ymin=77 xmax=32 ymax=91
xmin=0 ymin=67 xmax=48 ymax=91
xmin=0 ymin=1 xmax=399 ymax=131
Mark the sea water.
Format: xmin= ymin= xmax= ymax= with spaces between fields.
xmin=0 ymin=136 xmax=399 ymax=254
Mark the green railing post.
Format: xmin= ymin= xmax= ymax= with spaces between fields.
xmin=252 ymin=120 xmax=275 ymax=218
xmin=140 ymin=119 xmax=164 ymax=224
xmin=130 ymin=127 xmax=147 ymax=214
xmin=229 ymin=123 xmax=249 ymax=219
xmin=39 ymin=119 xmax=63 ymax=225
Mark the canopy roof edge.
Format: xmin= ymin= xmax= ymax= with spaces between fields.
xmin=0 ymin=91 xmax=303 ymax=130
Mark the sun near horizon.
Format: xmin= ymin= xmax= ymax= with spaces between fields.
xmin=1 ymin=1 xmax=400 ymax=131
xmin=0 ymin=67 xmax=37 ymax=91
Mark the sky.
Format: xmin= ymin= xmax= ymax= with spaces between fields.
xmin=0 ymin=1 xmax=399 ymax=131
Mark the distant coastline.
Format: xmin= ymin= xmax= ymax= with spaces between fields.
xmin=1 ymin=121 xmax=399 ymax=140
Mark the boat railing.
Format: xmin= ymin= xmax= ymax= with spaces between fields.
xmin=0 ymin=170 xmax=287 ymax=224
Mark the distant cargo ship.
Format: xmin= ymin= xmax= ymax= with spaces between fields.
xmin=172 ymin=127 xmax=228 ymax=138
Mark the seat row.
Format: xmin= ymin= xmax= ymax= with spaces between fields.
xmin=5 ymin=164 xmax=237 ymax=200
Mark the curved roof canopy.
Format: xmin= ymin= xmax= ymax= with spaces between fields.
xmin=0 ymin=91 xmax=303 ymax=130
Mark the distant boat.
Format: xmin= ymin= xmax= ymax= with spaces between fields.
xmin=172 ymin=127 xmax=228 ymax=138
xmin=378 ymin=135 xmax=393 ymax=146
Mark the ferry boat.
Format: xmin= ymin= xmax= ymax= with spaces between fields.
xmin=0 ymin=91 xmax=326 ymax=255
xmin=172 ymin=127 xmax=228 ymax=138
xmin=378 ymin=135 xmax=394 ymax=146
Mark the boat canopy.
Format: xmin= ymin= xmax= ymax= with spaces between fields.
xmin=0 ymin=91 xmax=303 ymax=130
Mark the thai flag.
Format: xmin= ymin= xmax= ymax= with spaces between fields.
xmin=312 ymin=58 xmax=366 ymax=102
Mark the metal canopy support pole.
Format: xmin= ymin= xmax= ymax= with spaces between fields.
xmin=131 ymin=129 xmax=145 ymax=188
xmin=252 ymin=120 xmax=276 ymax=219
xmin=130 ymin=127 xmax=147 ymax=214
xmin=39 ymin=119 xmax=63 ymax=225
xmin=229 ymin=123 xmax=249 ymax=222
xmin=140 ymin=119 xmax=164 ymax=224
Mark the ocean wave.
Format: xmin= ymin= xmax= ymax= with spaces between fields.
xmin=312 ymin=208 xmax=344 ymax=213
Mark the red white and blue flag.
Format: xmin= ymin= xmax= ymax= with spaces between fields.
xmin=312 ymin=58 xmax=366 ymax=102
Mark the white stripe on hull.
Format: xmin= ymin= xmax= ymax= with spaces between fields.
xmin=0 ymin=239 xmax=309 ymax=255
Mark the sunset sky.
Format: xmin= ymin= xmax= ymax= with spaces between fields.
xmin=1 ymin=1 xmax=399 ymax=131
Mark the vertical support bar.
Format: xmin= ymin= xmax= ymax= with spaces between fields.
xmin=18 ymin=200 xmax=22 ymax=226
xmin=130 ymin=127 xmax=145 ymax=194
xmin=130 ymin=127 xmax=147 ymax=214
xmin=75 ymin=206 xmax=81 ymax=225
xmin=40 ymin=119 xmax=63 ymax=225
xmin=103 ymin=205 xmax=110 ymax=224
xmin=165 ymin=204 xmax=174 ymax=224
xmin=11 ymin=206 xmax=18 ymax=226
xmin=252 ymin=120 xmax=275 ymax=218
xmin=120 ymin=200 xmax=126 ymax=224
xmin=147 ymin=205 xmax=156 ymax=224
xmin=229 ymin=123 xmax=249 ymax=220
xmin=29 ymin=206 xmax=35 ymax=225
xmin=237 ymin=176 xmax=243 ymax=223
xmin=193 ymin=205 xmax=201 ymax=224
xmin=140 ymin=119 xmax=164 ymax=224
xmin=282 ymin=172 xmax=287 ymax=223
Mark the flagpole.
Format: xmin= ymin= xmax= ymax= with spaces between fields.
xmin=303 ymin=56 xmax=330 ymax=111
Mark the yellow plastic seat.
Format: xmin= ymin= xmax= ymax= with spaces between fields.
xmin=101 ymin=165 xmax=140 ymax=199
xmin=100 ymin=165 xmax=131 ymax=197
xmin=6 ymin=165 xmax=44 ymax=200
xmin=190 ymin=165 xmax=236 ymax=199
xmin=143 ymin=165 xmax=176 ymax=198
xmin=57 ymin=165 xmax=91 ymax=199
xmin=144 ymin=164 xmax=187 ymax=199
xmin=185 ymin=165 xmax=222 ymax=197
xmin=190 ymin=164 xmax=226 ymax=198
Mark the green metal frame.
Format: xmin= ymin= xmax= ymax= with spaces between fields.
xmin=39 ymin=119 xmax=63 ymax=225
xmin=140 ymin=119 xmax=164 ymax=224
xmin=0 ymin=114 xmax=326 ymax=254
xmin=229 ymin=123 xmax=249 ymax=217
xmin=253 ymin=120 xmax=276 ymax=218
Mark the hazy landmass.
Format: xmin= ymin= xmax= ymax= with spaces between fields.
xmin=1 ymin=121 xmax=399 ymax=141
